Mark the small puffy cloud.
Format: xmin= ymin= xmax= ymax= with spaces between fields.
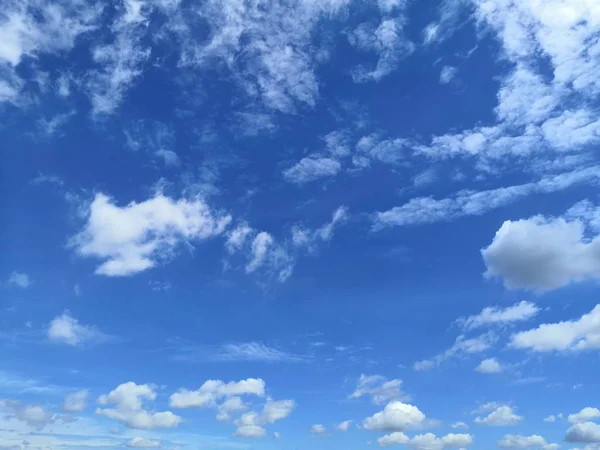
xmin=127 ymin=437 xmax=161 ymax=448
xmin=283 ymin=156 xmax=341 ymax=184
xmin=482 ymin=210 xmax=600 ymax=291
xmin=378 ymin=432 xmax=410 ymax=447
xmin=169 ymin=378 xmax=264 ymax=410
xmin=475 ymin=406 xmax=523 ymax=426
xmin=350 ymin=374 xmax=406 ymax=405
xmin=48 ymin=311 xmax=109 ymax=346
xmin=498 ymin=434 xmax=558 ymax=449
xmin=363 ymin=401 xmax=426 ymax=431
xmin=0 ymin=400 xmax=56 ymax=430
xmin=569 ymin=408 xmax=600 ymax=425
xmin=70 ymin=193 xmax=231 ymax=276
xmin=475 ymin=358 xmax=502 ymax=374
xmin=459 ymin=301 xmax=540 ymax=330
xmin=510 ymin=304 xmax=600 ymax=352
xmin=63 ymin=390 xmax=88 ymax=412
xmin=234 ymin=398 xmax=295 ymax=438
xmin=452 ymin=422 xmax=468 ymax=429
xmin=8 ymin=272 xmax=31 ymax=288
xmin=439 ymin=66 xmax=458 ymax=84
xmin=311 ymin=424 xmax=328 ymax=437
xmin=273 ymin=431 xmax=280 ymax=439
xmin=96 ymin=382 xmax=182 ymax=429
xmin=566 ymin=422 xmax=600 ymax=443
xmin=336 ymin=420 xmax=353 ymax=432
xmin=543 ymin=414 xmax=562 ymax=423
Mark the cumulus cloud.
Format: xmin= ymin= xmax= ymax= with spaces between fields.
xmin=363 ymin=401 xmax=426 ymax=431
xmin=409 ymin=433 xmax=473 ymax=450
xmin=126 ymin=437 xmax=161 ymax=448
xmin=475 ymin=358 xmax=502 ymax=374
xmin=311 ymin=424 xmax=328 ymax=437
xmin=234 ymin=398 xmax=295 ymax=438
xmin=566 ymin=422 xmax=600 ymax=443
xmin=543 ymin=414 xmax=562 ymax=423
xmin=336 ymin=420 xmax=353 ymax=431
xmin=510 ymin=304 xmax=600 ymax=352
xmin=96 ymin=382 xmax=182 ymax=429
xmin=475 ymin=405 xmax=523 ymax=427
xmin=7 ymin=271 xmax=31 ymax=288
xmin=349 ymin=374 xmax=406 ymax=404
xmin=459 ymin=301 xmax=540 ymax=330
xmin=482 ymin=203 xmax=600 ymax=290
xmin=70 ymin=193 xmax=231 ymax=277
xmin=498 ymin=434 xmax=559 ymax=449
xmin=569 ymin=408 xmax=600 ymax=425
xmin=283 ymin=157 xmax=341 ymax=184
xmin=452 ymin=422 xmax=468 ymax=429
xmin=414 ymin=332 xmax=496 ymax=371
xmin=378 ymin=432 xmax=410 ymax=447
xmin=63 ymin=390 xmax=88 ymax=412
xmin=48 ymin=311 xmax=109 ymax=346
xmin=0 ymin=400 xmax=57 ymax=430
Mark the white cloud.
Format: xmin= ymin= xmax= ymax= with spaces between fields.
xmin=234 ymin=398 xmax=295 ymax=438
xmin=155 ymin=149 xmax=180 ymax=167
xmin=569 ymin=408 xmax=600 ymax=425
xmin=127 ymin=437 xmax=161 ymax=448
xmin=363 ymin=401 xmax=426 ymax=431
xmin=459 ymin=301 xmax=540 ymax=330
xmin=336 ymin=420 xmax=353 ymax=432
xmin=510 ymin=304 xmax=600 ymax=352
xmin=283 ymin=157 xmax=341 ymax=184
xmin=498 ymin=434 xmax=558 ymax=449
xmin=475 ymin=358 xmax=502 ymax=374
xmin=225 ymin=223 xmax=254 ymax=254
xmin=70 ymin=193 xmax=231 ymax=276
xmin=374 ymin=166 xmax=600 ymax=229
xmin=273 ymin=431 xmax=280 ymax=439
xmin=543 ymin=414 xmax=562 ymax=423
xmin=48 ymin=311 xmax=109 ymax=346
xmin=63 ymin=390 xmax=88 ymax=412
xmin=566 ymin=422 xmax=600 ymax=443
xmin=216 ymin=396 xmax=247 ymax=421
xmin=96 ymin=382 xmax=182 ymax=429
xmin=169 ymin=378 xmax=264 ymax=410
xmin=482 ymin=199 xmax=600 ymax=290
xmin=414 ymin=332 xmax=496 ymax=371
xmin=439 ymin=66 xmax=458 ymax=84
xmin=171 ymin=341 xmax=305 ymax=363
xmin=452 ymin=422 xmax=468 ymax=429
xmin=245 ymin=232 xmax=293 ymax=282
xmin=408 ymin=433 xmax=473 ymax=450
xmin=349 ymin=374 xmax=406 ymax=405
xmin=292 ymin=206 xmax=348 ymax=251
xmin=0 ymin=400 xmax=56 ymax=430
xmin=378 ymin=432 xmax=410 ymax=447
xmin=7 ymin=271 xmax=31 ymax=288
xmin=475 ymin=405 xmax=523 ymax=427
xmin=311 ymin=424 xmax=328 ymax=437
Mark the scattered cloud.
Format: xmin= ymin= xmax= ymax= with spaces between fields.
xmin=439 ymin=66 xmax=458 ymax=84
xmin=171 ymin=340 xmax=306 ymax=364
xmin=70 ymin=192 xmax=231 ymax=276
xmin=498 ymin=434 xmax=559 ymax=450
xmin=475 ymin=405 xmax=523 ymax=427
xmin=543 ymin=414 xmax=562 ymax=423
xmin=475 ymin=358 xmax=502 ymax=374
xmin=510 ymin=304 xmax=600 ymax=352
xmin=63 ymin=390 xmax=88 ymax=412
xmin=126 ymin=437 xmax=161 ymax=448
xmin=458 ymin=301 xmax=540 ymax=330
xmin=7 ymin=272 xmax=31 ymax=288
xmin=310 ymin=424 xmax=328 ymax=437
xmin=283 ymin=157 xmax=341 ymax=184
xmin=0 ymin=400 xmax=57 ymax=430
xmin=234 ymin=398 xmax=295 ymax=438
xmin=336 ymin=420 xmax=353 ymax=432
xmin=96 ymin=382 xmax=182 ymax=429
xmin=414 ymin=332 xmax=496 ymax=370
xmin=452 ymin=422 xmax=468 ymax=430
xmin=48 ymin=311 xmax=110 ymax=346
xmin=349 ymin=374 xmax=406 ymax=405
xmin=566 ymin=422 xmax=600 ymax=444
xmin=569 ymin=408 xmax=600 ymax=425
xmin=363 ymin=401 xmax=426 ymax=431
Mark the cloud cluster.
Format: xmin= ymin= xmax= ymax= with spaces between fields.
xmin=349 ymin=374 xmax=406 ymax=405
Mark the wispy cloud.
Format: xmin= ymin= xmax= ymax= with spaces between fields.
xmin=171 ymin=341 xmax=307 ymax=363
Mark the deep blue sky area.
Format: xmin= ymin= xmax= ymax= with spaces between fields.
xmin=1 ymin=0 xmax=600 ymax=449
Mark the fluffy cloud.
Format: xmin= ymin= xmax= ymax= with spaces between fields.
xmin=70 ymin=193 xmax=231 ymax=276
xmin=378 ymin=432 xmax=410 ymax=447
xmin=414 ymin=332 xmax=496 ymax=371
xmin=283 ymin=157 xmax=341 ymax=184
xmin=48 ymin=311 xmax=109 ymax=346
xmin=459 ymin=301 xmax=540 ymax=330
xmin=96 ymin=382 xmax=182 ymax=429
xmin=544 ymin=414 xmax=562 ymax=423
xmin=311 ymin=424 xmax=328 ymax=436
xmin=7 ymin=271 xmax=31 ymax=288
xmin=336 ymin=420 xmax=352 ymax=431
xmin=63 ymin=390 xmax=88 ymax=412
xmin=408 ymin=433 xmax=473 ymax=450
xmin=510 ymin=304 xmax=600 ymax=352
xmin=363 ymin=401 xmax=426 ymax=431
xmin=452 ymin=422 xmax=468 ymax=429
xmin=475 ymin=358 xmax=502 ymax=374
xmin=169 ymin=378 xmax=265 ymax=412
xmin=0 ymin=400 xmax=56 ymax=430
xmin=126 ymin=437 xmax=161 ymax=448
xmin=569 ymin=408 xmax=600 ymax=425
xmin=475 ymin=405 xmax=523 ymax=426
xmin=482 ymin=208 xmax=600 ymax=290
xmin=498 ymin=434 xmax=559 ymax=449
xmin=234 ymin=398 xmax=295 ymax=438
xmin=349 ymin=374 xmax=406 ymax=405
xmin=566 ymin=422 xmax=600 ymax=443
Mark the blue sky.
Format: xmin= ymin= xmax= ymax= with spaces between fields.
xmin=1 ymin=0 xmax=600 ymax=449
